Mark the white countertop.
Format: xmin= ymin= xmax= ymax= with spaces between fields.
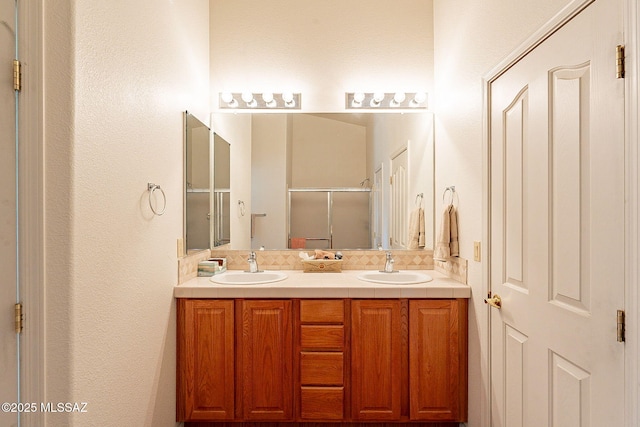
xmin=174 ymin=269 xmax=470 ymax=299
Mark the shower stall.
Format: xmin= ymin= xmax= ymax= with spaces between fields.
xmin=288 ymin=188 xmax=371 ymax=249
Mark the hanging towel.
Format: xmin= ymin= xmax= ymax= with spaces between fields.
xmin=407 ymin=208 xmax=425 ymax=249
xmin=434 ymin=204 xmax=459 ymax=260
xmin=290 ymin=237 xmax=306 ymax=249
xmin=449 ymin=205 xmax=459 ymax=257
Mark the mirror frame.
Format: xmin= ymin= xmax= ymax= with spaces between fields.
xmin=183 ymin=111 xmax=213 ymax=253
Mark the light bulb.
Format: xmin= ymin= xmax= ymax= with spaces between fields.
xmin=282 ymin=92 xmax=295 ymax=107
xmin=370 ymin=92 xmax=385 ymax=107
xmin=241 ymin=92 xmax=254 ymax=103
xmin=220 ymin=92 xmax=234 ymax=104
xmin=351 ymin=92 xmax=365 ymax=108
xmin=262 ymin=92 xmax=274 ymax=103
xmin=413 ymin=92 xmax=427 ymax=104
xmin=393 ymin=92 xmax=406 ymax=103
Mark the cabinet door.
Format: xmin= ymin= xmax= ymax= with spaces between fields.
xmin=409 ymin=299 xmax=468 ymax=421
xmin=177 ymin=299 xmax=235 ymax=421
xmin=351 ymin=300 xmax=402 ymax=420
xmin=240 ymin=300 xmax=293 ymax=420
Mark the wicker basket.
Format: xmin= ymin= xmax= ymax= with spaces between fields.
xmin=301 ymin=259 xmax=343 ymax=273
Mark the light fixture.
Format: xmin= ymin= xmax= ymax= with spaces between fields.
xmin=241 ymin=92 xmax=257 ymax=108
xmin=282 ymin=92 xmax=296 ymax=108
xmin=390 ymin=92 xmax=406 ymax=107
xmin=345 ymin=92 xmax=428 ymax=109
xmin=352 ymin=92 xmax=365 ymax=108
xmin=220 ymin=92 xmax=238 ymax=108
xmin=219 ymin=92 xmax=301 ymax=110
xmin=371 ymin=92 xmax=385 ymax=107
xmin=262 ymin=92 xmax=276 ymax=108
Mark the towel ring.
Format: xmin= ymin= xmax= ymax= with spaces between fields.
xmin=238 ymin=200 xmax=246 ymax=216
xmin=415 ymin=193 xmax=424 ymax=207
xmin=148 ymin=183 xmax=166 ymax=216
xmin=443 ymin=186 xmax=456 ymax=206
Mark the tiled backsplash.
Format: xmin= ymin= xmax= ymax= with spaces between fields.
xmin=178 ymin=248 xmax=467 ymax=285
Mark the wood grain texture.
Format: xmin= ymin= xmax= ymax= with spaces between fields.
xmin=241 ymin=300 xmax=294 ymax=421
xmin=300 ymin=386 xmax=345 ymax=419
xmin=185 ymin=422 xmax=460 ymax=427
xmin=177 ymin=299 xmax=235 ymax=421
xmin=300 ymin=325 xmax=344 ymax=350
xmin=300 ymin=299 xmax=345 ymax=323
xmin=300 ymin=352 xmax=344 ymax=385
xmin=409 ymin=299 xmax=468 ymax=422
xmin=350 ymin=300 xmax=402 ymax=420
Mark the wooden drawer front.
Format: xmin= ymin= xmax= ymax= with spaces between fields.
xmin=300 ymin=387 xmax=344 ymax=420
xmin=300 ymin=300 xmax=344 ymax=324
xmin=300 ymin=325 xmax=344 ymax=350
xmin=301 ymin=352 xmax=344 ymax=385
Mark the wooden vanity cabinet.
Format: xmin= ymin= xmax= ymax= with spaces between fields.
xmin=351 ymin=299 xmax=402 ymax=420
xmin=177 ymin=299 xmax=294 ymax=423
xmin=177 ymin=299 xmax=235 ymax=421
xmin=298 ymin=299 xmax=346 ymax=421
xmin=239 ymin=300 xmax=294 ymax=420
xmin=177 ymin=297 xmax=467 ymax=424
xmin=410 ymin=299 xmax=468 ymax=422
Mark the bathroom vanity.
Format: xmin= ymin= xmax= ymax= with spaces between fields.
xmin=175 ymin=271 xmax=469 ymax=426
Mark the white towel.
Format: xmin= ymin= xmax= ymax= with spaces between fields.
xmin=434 ymin=204 xmax=459 ymax=260
xmin=407 ymin=208 xmax=425 ymax=249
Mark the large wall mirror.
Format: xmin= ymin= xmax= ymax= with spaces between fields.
xmin=212 ymin=112 xmax=435 ymax=251
xmin=184 ymin=112 xmax=230 ymax=252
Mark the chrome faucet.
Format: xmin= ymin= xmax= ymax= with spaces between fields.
xmin=382 ymin=251 xmax=397 ymax=273
xmin=246 ymin=251 xmax=261 ymax=273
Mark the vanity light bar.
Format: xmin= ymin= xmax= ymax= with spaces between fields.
xmin=345 ymin=92 xmax=428 ymax=109
xmin=219 ymin=92 xmax=301 ymax=110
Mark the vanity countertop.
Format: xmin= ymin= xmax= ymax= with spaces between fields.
xmin=174 ymin=269 xmax=470 ymax=299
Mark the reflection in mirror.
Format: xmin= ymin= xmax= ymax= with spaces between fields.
xmin=213 ymin=134 xmax=231 ymax=246
xmin=184 ymin=112 xmax=211 ymax=252
xmin=213 ymin=112 xmax=434 ymax=251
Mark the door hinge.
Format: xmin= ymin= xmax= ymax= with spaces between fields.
xmin=13 ymin=59 xmax=22 ymax=91
xmin=617 ymin=309 xmax=625 ymax=342
xmin=390 ymin=176 xmax=393 ymax=185
xmin=616 ymin=45 xmax=625 ymax=79
xmin=15 ymin=303 xmax=23 ymax=334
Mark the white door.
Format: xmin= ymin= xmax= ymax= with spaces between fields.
xmin=373 ymin=164 xmax=383 ymax=248
xmin=489 ymin=1 xmax=625 ymax=426
xmin=390 ymin=148 xmax=408 ymax=249
xmin=1 ymin=0 xmax=19 ymax=426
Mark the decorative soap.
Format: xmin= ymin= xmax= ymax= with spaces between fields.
xmin=198 ymin=257 xmax=227 ymax=277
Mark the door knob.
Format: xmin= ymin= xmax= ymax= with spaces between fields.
xmin=484 ymin=293 xmax=502 ymax=309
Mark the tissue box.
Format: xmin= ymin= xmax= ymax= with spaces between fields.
xmin=301 ymin=259 xmax=343 ymax=273
xmin=198 ymin=257 xmax=227 ymax=277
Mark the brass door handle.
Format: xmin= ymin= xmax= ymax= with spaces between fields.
xmin=484 ymin=293 xmax=502 ymax=309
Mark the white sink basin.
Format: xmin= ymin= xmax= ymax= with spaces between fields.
xmin=356 ymin=271 xmax=433 ymax=285
xmin=210 ymin=271 xmax=288 ymax=285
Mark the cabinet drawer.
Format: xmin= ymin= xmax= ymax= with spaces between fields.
xmin=300 ymin=325 xmax=344 ymax=349
xmin=300 ymin=387 xmax=344 ymax=420
xmin=301 ymin=352 xmax=344 ymax=385
xmin=300 ymin=300 xmax=344 ymax=323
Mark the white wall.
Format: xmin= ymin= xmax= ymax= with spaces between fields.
xmin=432 ymin=0 xmax=572 ymax=425
xmin=251 ymin=114 xmax=289 ymax=249
xmin=210 ymin=0 xmax=434 ymax=111
xmin=369 ymin=113 xmax=435 ymax=249
xmin=211 ymin=113 xmax=252 ymax=249
xmin=291 ymin=114 xmax=367 ymax=187
xmin=43 ymin=0 xmax=210 ymax=425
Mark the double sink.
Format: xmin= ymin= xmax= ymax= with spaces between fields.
xmin=210 ymin=270 xmax=433 ymax=286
